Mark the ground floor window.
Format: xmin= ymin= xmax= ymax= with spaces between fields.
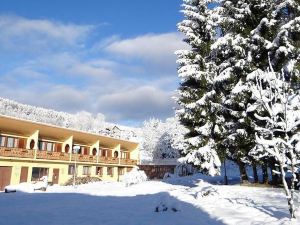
xmin=96 ymin=167 xmax=103 ymax=176
xmin=118 ymin=167 xmax=125 ymax=175
xmin=31 ymin=167 xmax=49 ymax=181
xmin=83 ymin=166 xmax=91 ymax=175
xmin=68 ymin=165 xmax=76 ymax=175
xmin=107 ymin=167 xmax=114 ymax=177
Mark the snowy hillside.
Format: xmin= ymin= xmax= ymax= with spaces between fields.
xmin=0 ymin=97 xmax=138 ymax=141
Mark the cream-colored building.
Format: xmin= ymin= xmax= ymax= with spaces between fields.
xmin=0 ymin=115 xmax=139 ymax=191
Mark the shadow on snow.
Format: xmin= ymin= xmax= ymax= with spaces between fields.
xmin=0 ymin=191 xmax=225 ymax=225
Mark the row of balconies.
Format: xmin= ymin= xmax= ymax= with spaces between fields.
xmin=0 ymin=147 xmax=137 ymax=165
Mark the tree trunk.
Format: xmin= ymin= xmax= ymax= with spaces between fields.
xmin=262 ymin=162 xmax=269 ymax=184
xmin=279 ymin=162 xmax=295 ymax=219
xmin=238 ymin=160 xmax=249 ymax=184
xmin=252 ymin=162 xmax=259 ymax=183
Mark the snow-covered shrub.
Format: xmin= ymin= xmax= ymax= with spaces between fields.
xmin=122 ymin=167 xmax=147 ymax=186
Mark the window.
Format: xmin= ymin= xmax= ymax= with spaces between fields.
xmin=6 ymin=137 xmax=18 ymax=148
xmin=96 ymin=167 xmax=103 ymax=176
xmin=65 ymin=144 xmax=70 ymax=153
xmin=92 ymin=148 xmax=97 ymax=156
xmin=31 ymin=167 xmax=49 ymax=181
xmin=107 ymin=167 xmax=114 ymax=177
xmin=0 ymin=136 xmax=5 ymax=147
xmin=114 ymin=151 xmax=119 ymax=158
xmin=46 ymin=142 xmax=54 ymax=151
xmin=68 ymin=165 xmax=75 ymax=175
xmin=83 ymin=166 xmax=91 ymax=175
xmin=30 ymin=140 xmax=35 ymax=149
xmin=121 ymin=151 xmax=130 ymax=159
xmin=0 ymin=136 xmax=18 ymax=148
xmin=38 ymin=140 xmax=54 ymax=151
xmin=118 ymin=167 xmax=125 ymax=175
xmin=101 ymin=149 xmax=106 ymax=157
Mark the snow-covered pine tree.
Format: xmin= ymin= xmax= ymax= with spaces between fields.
xmin=246 ymin=1 xmax=300 ymax=217
xmin=247 ymin=66 xmax=300 ymax=219
xmin=250 ymin=0 xmax=300 ymax=78
xmin=210 ymin=0 xmax=273 ymax=182
xmin=176 ymin=0 xmax=221 ymax=176
xmin=248 ymin=0 xmax=300 ymax=184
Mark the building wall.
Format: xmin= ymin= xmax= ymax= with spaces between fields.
xmin=0 ymin=115 xmax=139 ymax=190
xmin=0 ymin=159 xmax=131 ymax=188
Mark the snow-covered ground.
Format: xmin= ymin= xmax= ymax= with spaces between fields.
xmin=1 ymin=174 xmax=299 ymax=225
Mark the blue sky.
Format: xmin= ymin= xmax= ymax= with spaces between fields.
xmin=0 ymin=0 xmax=187 ymax=126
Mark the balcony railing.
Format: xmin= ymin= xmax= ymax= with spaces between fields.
xmin=0 ymin=147 xmax=34 ymax=159
xmin=99 ymin=156 xmax=119 ymax=164
xmin=36 ymin=151 xmax=70 ymax=161
xmin=72 ymin=154 xmax=97 ymax=163
xmin=120 ymin=158 xmax=138 ymax=165
xmin=0 ymin=147 xmax=137 ymax=166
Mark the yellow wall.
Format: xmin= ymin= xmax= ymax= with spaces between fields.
xmin=0 ymin=159 xmax=131 ymax=186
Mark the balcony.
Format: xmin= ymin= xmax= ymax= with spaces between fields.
xmin=72 ymin=154 xmax=97 ymax=163
xmin=120 ymin=158 xmax=138 ymax=165
xmin=36 ymin=151 xmax=70 ymax=161
xmin=0 ymin=147 xmax=34 ymax=159
xmin=0 ymin=147 xmax=137 ymax=166
xmin=99 ymin=156 xmax=119 ymax=164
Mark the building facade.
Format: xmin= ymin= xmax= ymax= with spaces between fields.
xmin=0 ymin=115 xmax=139 ymax=191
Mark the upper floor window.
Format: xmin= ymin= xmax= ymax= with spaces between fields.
xmin=38 ymin=140 xmax=54 ymax=151
xmin=73 ymin=146 xmax=89 ymax=155
xmin=101 ymin=149 xmax=106 ymax=157
xmin=65 ymin=144 xmax=70 ymax=153
xmin=0 ymin=136 xmax=18 ymax=148
xmin=0 ymin=136 xmax=5 ymax=147
xmin=121 ymin=151 xmax=130 ymax=159
xmin=114 ymin=151 xmax=119 ymax=158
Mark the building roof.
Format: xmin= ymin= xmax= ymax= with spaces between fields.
xmin=0 ymin=115 xmax=139 ymax=150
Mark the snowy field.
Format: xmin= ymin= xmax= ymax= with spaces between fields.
xmin=1 ymin=174 xmax=300 ymax=225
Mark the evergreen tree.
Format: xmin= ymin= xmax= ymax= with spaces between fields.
xmin=248 ymin=0 xmax=300 ymax=184
xmin=245 ymin=0 xmax=300 ymax=217
xmin=176 ymin=0 xmax=221 ymax=176
xmin=210 ymin=0 xmax=273 ymax=182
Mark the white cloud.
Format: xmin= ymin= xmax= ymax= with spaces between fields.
xmin=0 ymin=15 xmax=92 ymax=52
xmin=104 ymin=32 xmax=188 ymax=66
xmin=95 ymin=86 xmax=175 ymax=121
xmin=0 ymin=15 xmax=182 ymax=124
